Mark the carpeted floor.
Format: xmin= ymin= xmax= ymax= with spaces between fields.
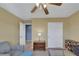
xmin=33 ymin=50 xmax=75 ymax=56
xmin=33 ymin=50 xmax=64 ymax=56
xmin=25 ymin=42 xmax=75 ymax=56
xmin=33 ymin=51 xmax=49 ymax=56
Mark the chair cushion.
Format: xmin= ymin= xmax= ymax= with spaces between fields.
xmin=11 ymin=45 xmax=24 ymax=51
xmin=0 ymin=41 xmax=10 ymax=54
xmin=73 ymin=45 xmax=79 ymax=56
xmin=11 ymin=45 xmax=24 ymax=56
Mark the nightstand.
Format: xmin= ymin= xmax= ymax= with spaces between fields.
xmin=33 ymin=42 xmax=45 ymax=51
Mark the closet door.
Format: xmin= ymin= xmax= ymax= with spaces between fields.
xmin=48 ymin=22 xmax=63 ymax=48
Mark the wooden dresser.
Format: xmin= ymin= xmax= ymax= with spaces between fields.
xmin=33 ymin=42 xmax=45 ymax=51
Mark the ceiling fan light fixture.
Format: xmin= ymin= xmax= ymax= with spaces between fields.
xmin=31 ymin=3 xmax=62 ymax=15
xmin=36 ymin=3 xmax=39 ymax=7
xmin=43 ymin=4 xmax=47 ymax=8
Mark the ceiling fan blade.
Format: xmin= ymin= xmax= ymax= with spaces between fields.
xmin=49 ymin=3 xmax=62 ymax=6
xmin=31 ymin=6 xmax=37 ymax=13
xmin=42 ymin=4 xmax=49 ymax=15
xmin=44 ymin=7 xmax=49 ymax=15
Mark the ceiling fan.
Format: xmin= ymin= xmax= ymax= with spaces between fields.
xmin=31 ymin=3 xmax=62 ymax=15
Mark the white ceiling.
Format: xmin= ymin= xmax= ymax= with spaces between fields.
xmin=0 ymin=3 xmax=79 ymax=20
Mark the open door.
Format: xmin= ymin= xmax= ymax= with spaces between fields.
xmin=19 ymin=22 xmax=26 ymax=45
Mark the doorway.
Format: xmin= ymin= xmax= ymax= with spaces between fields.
xmin=25 ymin=24 xmax=32 ymax=43
xmin=19 ymin=22 xmax=32 ymax=47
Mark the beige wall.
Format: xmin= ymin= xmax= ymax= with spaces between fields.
xmin=0 ymin=8 xmax=22 ymax=45
xmin=23 ymin=20 xmax=32 ymax=23
xmin=32 ymin=18 xmax=67 ymax=48
xmin=32 ymin=19 xmax=47 ymax=47
xmin=67 ymin=11 xmax=79 ymax=41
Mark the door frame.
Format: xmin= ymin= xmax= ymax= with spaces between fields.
xmin=19 ymin=22 xmax=32 ymax=45
xmin=19 ymin=22 xmax=26 ymax=45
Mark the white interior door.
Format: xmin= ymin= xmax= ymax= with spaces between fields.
xmin=20 ymin=22 xmax=26 ymax=45
xmin=48 ymin=22 xmax=63 ymax=48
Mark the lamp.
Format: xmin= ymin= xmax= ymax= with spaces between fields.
xmin=43 ymin=4 xmax=47 ymax=8
xmin=37 ymin=32 xmax=42 ymax=41
xmin=36 ymin=3 xmax=39 ymax=7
